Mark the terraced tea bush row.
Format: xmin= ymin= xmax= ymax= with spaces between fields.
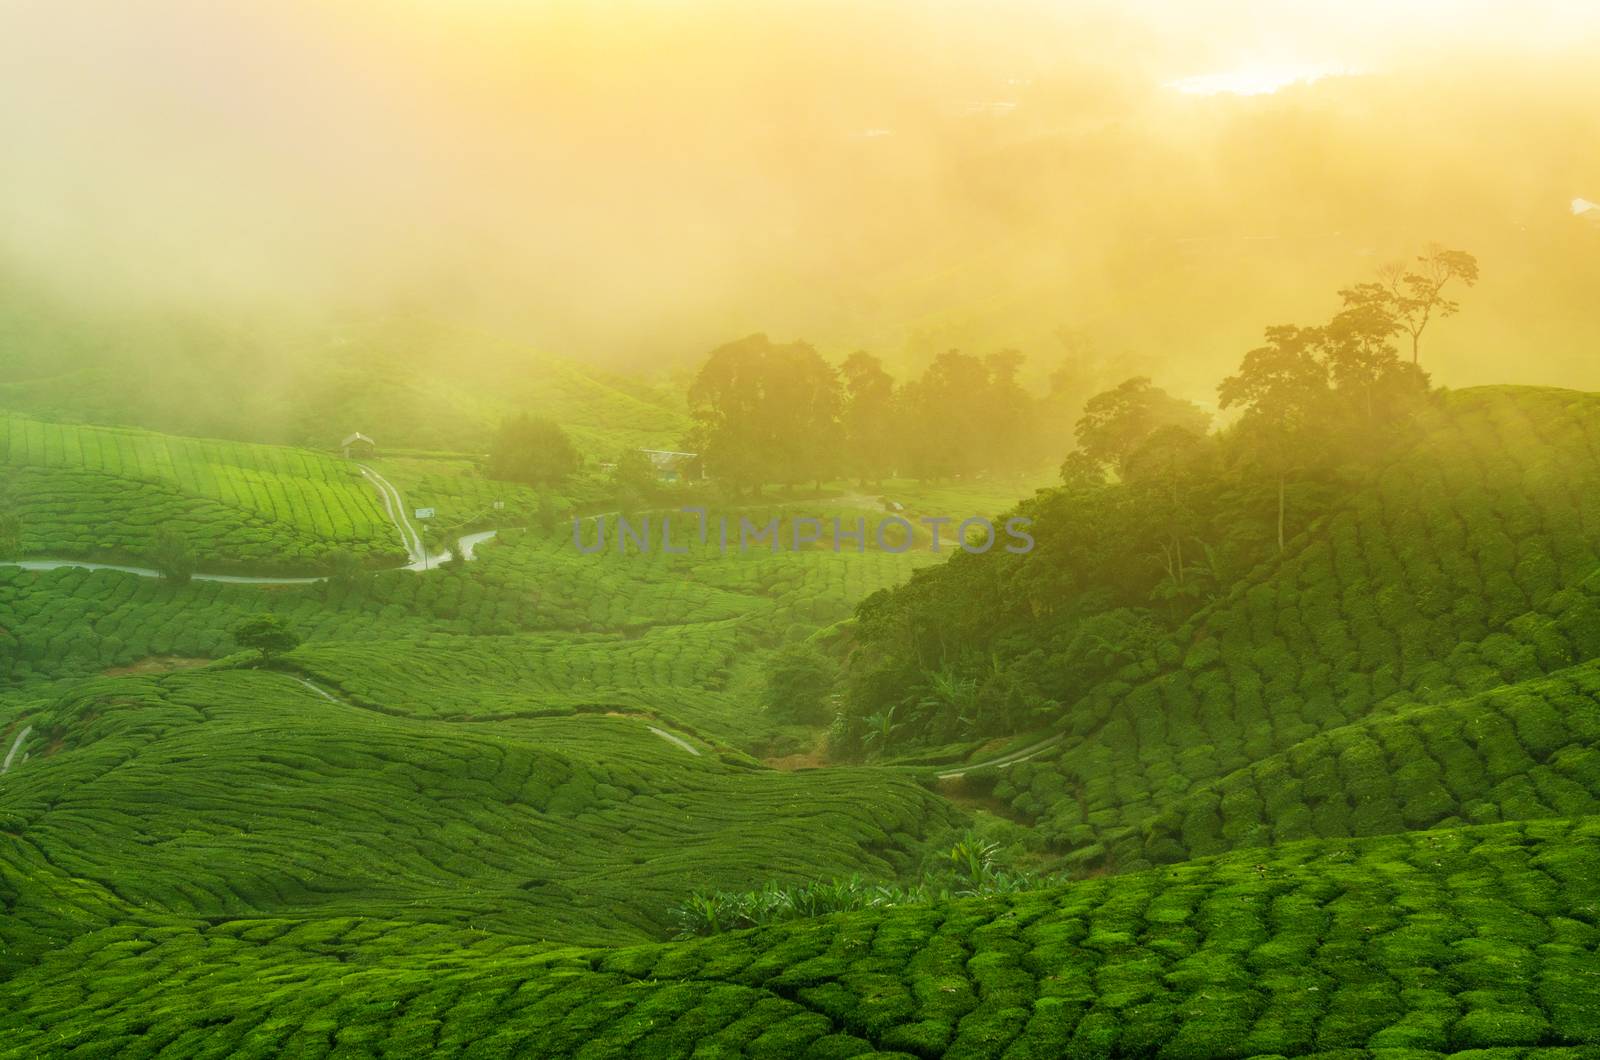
xmin=284 ymin=624 xmax=746 ymax=734
xmin=0 ymin=668 xmax=963 ymax=958
xmin=1 ymin=414 xmax=401 ymax=567
xmin=0 ymin=511 xmax=930 ymax=690
xmin=975 ymin=389 xmax=1600 ymax=865
xmin=2 ymin=817 xmax=1593 ymax=1057
xmin=1124 ymin=659 xmax=1600 ymax=864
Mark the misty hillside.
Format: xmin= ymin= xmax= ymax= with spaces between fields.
xmin=0 ymin=305 xmax=688 ymax=456
xmin=4 ymin=3 xmax=1600 ymax=1057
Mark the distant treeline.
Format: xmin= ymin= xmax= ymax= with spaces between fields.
xmin=683 ymin=337 xmax=1123 ymax=492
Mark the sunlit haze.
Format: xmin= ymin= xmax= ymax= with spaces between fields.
xmin=2 ymin=0 xmax=1597 ymax=394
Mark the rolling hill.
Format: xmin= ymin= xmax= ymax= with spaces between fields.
xmin=0 ymin=384 xmax=1597 ymax=1057
xmin=0 ymin=413 xmax=405 ymax=571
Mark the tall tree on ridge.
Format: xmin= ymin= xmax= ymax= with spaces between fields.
xmin=1218 ymin=325 xmax=1331 ymax=553
xmin=1375 ymin=245 xmax=1479 ymax=365
xmin=1074 ymin=377 xmax=1211 ymax=477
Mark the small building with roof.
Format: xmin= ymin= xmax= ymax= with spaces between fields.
xmin=639 ymin=449 xmax=703 ymax=483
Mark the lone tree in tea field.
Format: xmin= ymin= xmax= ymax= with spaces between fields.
xmin=150 ymin=529 xmax=196 ymax=586
xmin=232 ymin=614 xmax=302 ymax=666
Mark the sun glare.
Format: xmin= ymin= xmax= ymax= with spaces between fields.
xmin=1164 ymin=63 xmax=1359 ymax=96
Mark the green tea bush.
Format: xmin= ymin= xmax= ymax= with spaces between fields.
xmin=2 ymin=414 xmax=402 ymax=569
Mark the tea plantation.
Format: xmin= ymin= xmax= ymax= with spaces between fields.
xmin=0 ymin=414 xmax=404 ymax=569
xmin=0 ymin=818 xmax=1594 ymax=1057
xmin=0 ymin=386 xmax=1598 ymax=1056
xmin=981 ymin=388 xmax=1600 ymax=868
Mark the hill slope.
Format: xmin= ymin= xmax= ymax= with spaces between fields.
xmin=1 ymin=413 xmax=404 ymax=570
xmin=0 ymin=385 xmax=1598 ymax=1057
xmin=899 ymin=388 xmax=1600 ymax=870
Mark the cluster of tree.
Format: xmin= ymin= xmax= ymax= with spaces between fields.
xmin=485 ymin=414 xmax=579 ymax=488
xmin=1218 ymin=243 xmax=1477 ymax=551
xmin=686 ymin=334 xmax=1120 ymax=493
xmin=826 ymin=246 xmax=1477 ymax=755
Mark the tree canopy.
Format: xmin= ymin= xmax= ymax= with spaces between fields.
xmin=231 ymin=613 xmax=301 ymax=665
xmin=486 ymin=415 xmax=579 ymax=488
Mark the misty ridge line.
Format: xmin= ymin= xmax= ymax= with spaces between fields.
xmin=572 ymin=507 xmax=1034 ymax=556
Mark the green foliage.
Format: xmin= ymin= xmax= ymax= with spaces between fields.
xmin=322 ymin=547 xmax=370 ymax=591
xmin=487 ymin=413 xmax=580 ymax=487
xmin=762 ymin=643 xmax=837 ymax=724
xmin=3 ymin=817 xmax=1592 ymax=1056
xmin=0 ymin=668 xmax=962 ymax=966
xmin=671 ymin=835 xmax=1056 ymax=939
xmin=687 ymin=333 xmax=841 ymax=491
xmin=149 ymin=527 xmax=195 ymax=585
xmin=0 ymin=510 xmax=20 ymax=557
xmin=232 ymin=613 xmax=301 ymax=664
xmin=5 ymin=307 xmax=1600 ymax=1060
xmin=1074 ymin=375 xmax=1212 ymax=474
xmin=610 ymin=446 xmax=659 ymax=510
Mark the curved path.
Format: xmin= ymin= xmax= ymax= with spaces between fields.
xmin=359 ymin=464 xmax=427 ymax=566
xmin=2 ymin=725 xmax=31 ymax=775
xmin=647 ymin=725 xmax=702 ymax=756
xmin=1 ymin=465 xmax=504 ymax=584
xmin=934 ymin=733 xmax=1063 ymax=780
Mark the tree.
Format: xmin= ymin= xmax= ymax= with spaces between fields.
xmin=486 ymin=415 xmax=579 ymax=488
xmin=232 ymin=614 xmax=301 ymax=666
xmin=687 ymin=334 xmax=840 ymax=493
xmin=150 ymin=529 xmax=195 ymax=586
xmin=1375 ymin=245 xmax=1479 ymax=365
xmin=1123 ymin=424 xmax=1214 ymax=600
xmin=981 ymin=349 xmax=1036 ymax=474
xmin=839 ymin=351 xmax=897 ymax=485
xmin=1318 ymin=293 xmax=1430 ymax=428
xmin=763 ymin=644 xmax=838 ymax=724
xmin=323 ymin=548 xmax=370 ymax=591
xmin=611 ymin=448 xmax=657 ymax=510
xmin=536 ymin=492 xmax=560 ymax=533
xmin=1074 ymin=377 xmax=1211 ymax=475
xmin=1058 ymin=450 xmax=1106 ymax=489
xmin=1218 ymin=325 xmax=1331 ymax=552
xmin=896 ymin=350 xmax=996 ymax=480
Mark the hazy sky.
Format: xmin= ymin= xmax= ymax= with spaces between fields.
xmin=2 ymin=0 xmax=1597 ymax=393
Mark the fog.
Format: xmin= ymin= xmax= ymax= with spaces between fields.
xmin=2 ymin=0 xmax=1598 ymax=397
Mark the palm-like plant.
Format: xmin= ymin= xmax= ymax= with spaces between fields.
xmin=918 ymin=664 xmax=981 ymax=738
xmin=948 ymin=836 xmax=1000 ymax=884
xmin=860 ymin=705 xmax=903 ymax=758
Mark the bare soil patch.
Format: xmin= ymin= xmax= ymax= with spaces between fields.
xmin=103 ymin=656 xmax=211 ymax=677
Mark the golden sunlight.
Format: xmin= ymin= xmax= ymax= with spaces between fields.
xmin=1163 ymin=63 xmax=1360 ymax=96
